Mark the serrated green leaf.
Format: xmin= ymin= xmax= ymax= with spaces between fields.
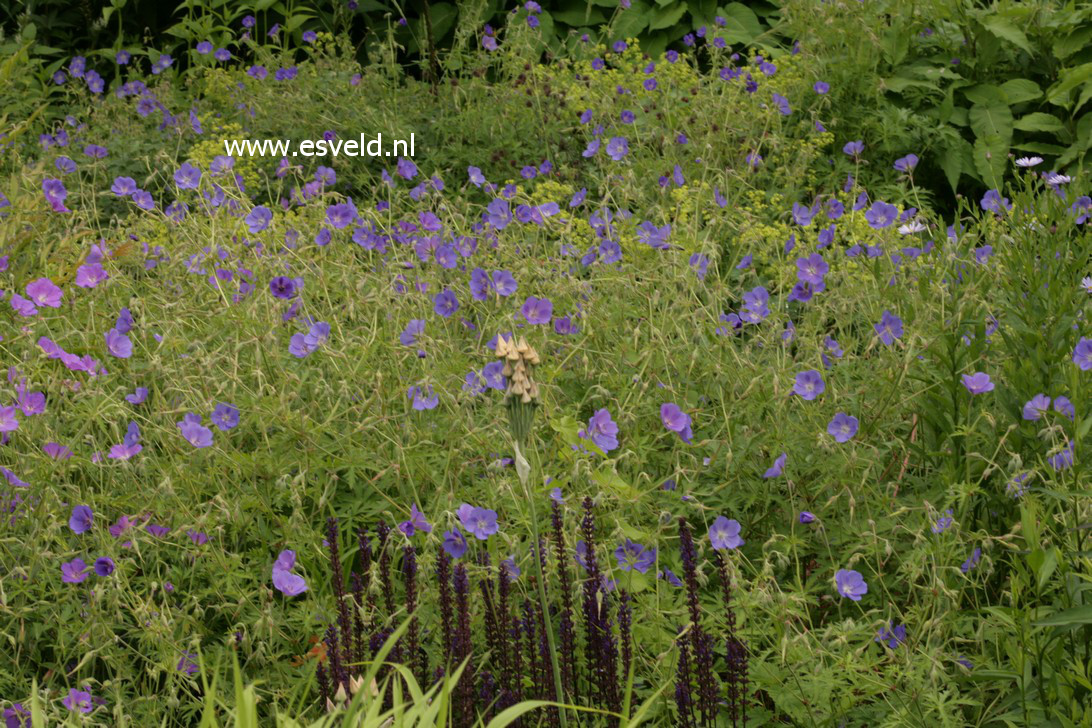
xmin=720 ymin=3 xmax=763 ymax=45
xmin=613 ymin=0 xmax=652 ymax=39
xmin=1013 ymin=112 xmax=1065 ymax=133
xmin=939 ymin=136 xmax=973 ymax=193
xmin=1055 ymin=25 xmax=1092 ymax=60
xmin=1046 ymin=62 xmax=1092 ymax=106
xmin=648 ymin=2 xmax=687 ymax=31
xmin=980 ymin=16 xmax=1033 ymax=55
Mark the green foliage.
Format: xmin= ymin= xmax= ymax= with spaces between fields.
xmin=780 ymin=0 xmax=1092 ymax=209
xmin=1 ymin=5 xmax=1091 ymax=728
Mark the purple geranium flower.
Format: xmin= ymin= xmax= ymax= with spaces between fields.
xmin=893 ymin=154 xmax=918 ymax=172
xmin=763 ymin=452 xmax=787 ymax=479
xmin=581 ymin=408 xmax=619 ymax=452
xmin=269 ymin=276 xmax=296 ymax=299
xmin=244 ymin=206 xmax=272 ymax=233
xmin=177 ymin=413 xmax=213 ymax=448
xmin=1074 ymin=337 xmax=1092 ymax=370
xmin=105 ymin=327 xmax=132 ymax=358
xmin=443 ymin=528 xmax=468 ymax=558
xmin=793 ymin=370 xmax=825 ymax=400
xmin=521 ymin=296 xmax=553 ymax=324
xmin=865 ymin=201 xmax=898 ymax=229
xmin=69 ymin=505 xmax=93 ymax=534
xmin=605 ymin=136 xmax=629 ymax=161
xmin=875 ymin=621 xmax=906 ymax=649
xmin=408 ymin=384 xmax=439 ymax=410
xmin=614 ymin=538 xmax=656 ymax=573
xmin=961 ymin=372 xmax=994 ymax=394
xmin=835 ymin=568 xmax=868 ymax=601
xmin=272 ymin=549 xmax=307 ymax=596
xmin=874 ymin=310 xmax=903 ymax=345
xmin=174 ymin=162 xmax=202 ymax=189
xmin=62 ymin=558 xmax=89 ymax=584
xmin=398 ymin=503 xmax=432 ymax=537
xmin=26 ymin=278 xmax=63 ymax=308
xmin=433 ymin=289 xmax=460 ymax=318
xmin=709 ymin=516 xmax=744 ymax=550
xmin=660 ymin=402 xmax=693 ymax=443
xmin=827 ymin=412 xmax=859 ymax=443
xmin=1022 ymin=394 xmax=1051 ymax=420
xmin=456 ymin=503 xmax=499 ymax=540
xmin=62 ymin=688 xmax=93 ymax=713
xmin=211 ymin=403 xmax=239 ymax=430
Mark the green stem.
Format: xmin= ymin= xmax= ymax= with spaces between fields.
xmin=515 ymin=439 xmax=569 ymax=728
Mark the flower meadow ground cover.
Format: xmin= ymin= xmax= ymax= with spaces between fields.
xmin=1 ymin=3 xmax=1091 ymax=727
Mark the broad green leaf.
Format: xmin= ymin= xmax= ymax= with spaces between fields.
xmin=1011 ymin=142 xmax=1066 ymax=155
xmin=485 ymin=701 xmax=554 ymax=728
xmin=720 ymin=3 xmax=763 ymax=45
xmin=969 ymin=103 xmax=1013 ymax=186
xmin=649 ymin=2 xmax=687 ymax=31
xmin=882 ymin=26 xmax=910 ymax=66
xmin=939 ymin=136 xmax=973 ymax=193
xmin=592 ymin=467 xmax=640 ymax=499
xmin=883 ymin=76 xmax=936 ymax=94
xmin=964 ymin=84 xmax=1004 ymax=106
xmin=613 ymin=0 xmax=652 ymax=39
xmin=999 ymin=78 xmax=1041 ymax=104
xmin=1046 ymin=62 xmax=1092 ymax=106
xmin=1076 ymin=80 xmax=1092 ymax=113
xmin=1013 ymin=112 xmax=1065 ymax=133
xmin=980 ymin=17 xmax=1033 ymax=54
xmin=1057 ymin=111 xmax=1092 ymax=165
xmin=552 ymin=7 xmax=607 ymax=26
xmin=1054 ymin=25 xmax=1092 ymax=60
xmin=1033 ymin=606 xmax=1092 ymax=628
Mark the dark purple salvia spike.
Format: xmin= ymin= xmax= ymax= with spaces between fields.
xmin=359 ymin=526 xmax=381 ymax=648
xmin=497 ymin=558 xmax=513 ymax=696
xmin=376 ymin=521 xmax=395 ymax=618
xmin=453 ymin=562 xmax=474 ymax=727
xmin=679 ymin=517 xmax=718 ymax=726
xmin=357 ymin=526 xmax=372 ymax=575
xmin=478 ymin=550 xmax=502 ymax=667
xmin=509 ymin=603 xmax=524 ymax=707
xmin=402 ymin=544 xmax=424 ymax=685
xmin=674 ymin=628 xmax=697 ymax=728
xmin=521 ymin=599 xmax=540 ymax=699
xmin=324 ymin=623 xmax=347 ymax=697
xmin=327 ymin=517 xmax=352 ymax=669
xmin=437 ymin=550 xmax=455 ymax=662
xmin=581 ymin=497 xmax=618 ymax=712
xmin=580 ymin=497 xmax=603 ymax=704
xmin=351 ymin=570 xmax=367 ymax=669
xmin=316 ymin=661 xmax=331 ymax=711
xmin=550 ymin=500 xmax=577 ymax=702
xmin=533 ymin=597 xmax=560 ymax=727
xmin=718 ymin=551 xmax=748 ymax=727
xmin=600 ymin=597 xmax=621 ymax=717
xmin=618 ymin=590 xmax=632 ymax=687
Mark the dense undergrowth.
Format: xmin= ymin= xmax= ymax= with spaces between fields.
xmin=1 ymin=2 xmax=1091 ymax=726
